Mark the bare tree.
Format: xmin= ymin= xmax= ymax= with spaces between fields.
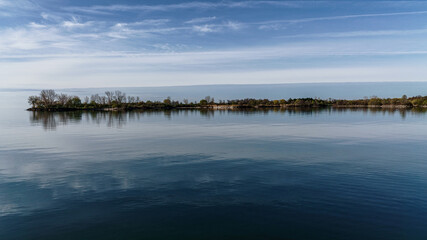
xmin=28 ymin=96 xmax=40 ymax=108
xmin=127 ymin=96 xmax=135 ymax=103
xmin=40 ymin=89 xmax=56 ymax=106
xmin=100 ymin=96 xmax=107 ymax=105
xmin=204 ymin=96 xmax=211 ymax=103
xmin=115 ymin=90 xmax=126 ymax=104
xmin=90 ymin=94 xmax=101 ymax=104
xmin=105 ymin=91 xmax=114 ymax=104
xmin=57 ymin=93 xmax=70 ymax=106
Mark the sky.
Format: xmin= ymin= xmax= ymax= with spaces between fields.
xmin=1 ymin=0 xmax=427 ymax=88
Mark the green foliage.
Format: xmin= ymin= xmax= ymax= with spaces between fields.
xmin=69 ymin=97 xmax=81 ymax=106
xmin=368 ymin=98 xmax=382 ymax=106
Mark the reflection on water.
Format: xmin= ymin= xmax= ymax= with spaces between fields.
xmin=1 ymin=107 xmax=426 ymax=240
xmin=30 ymin=111 xmax=127 ymax=129
xmin=29 ymin=107 xmax=427 ymax=130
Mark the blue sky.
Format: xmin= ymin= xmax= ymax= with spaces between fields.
xmin=1 ymin=0 xmax=427 ymax=88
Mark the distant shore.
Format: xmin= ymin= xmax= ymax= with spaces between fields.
xmin=27 ymin=90 xmax=427 ymax=111
xmin=27 ymin=104 xmax=417 ymax=112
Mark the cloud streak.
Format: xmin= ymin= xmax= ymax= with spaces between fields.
xmin=192 ymin=21 xmax=243 ymax=33
xmin=279 ymin=28 xmax=427 ymax=38
xmin=257 ymin=10 xmax=427 ymax=27
xmin=2 ymin=37 xmax=427 ymax=64
xmin=64 ymin=1 xmax=301 ymax=14
xmin=0 ymin=0 xmax=40 ymax=17
xmin=185 ymin=16 xmax=217 ymax=24
xmin=2 ymin=57 xmax=427 ymax=89
xmin=62 ymin=17 xmax=93 ymax=28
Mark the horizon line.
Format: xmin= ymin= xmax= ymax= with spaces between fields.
xmin=2 ymin=81 xmax=427 ymax=91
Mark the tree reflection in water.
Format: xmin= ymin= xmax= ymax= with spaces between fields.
xmin=29 ymin=108 xmax=427 ymax=130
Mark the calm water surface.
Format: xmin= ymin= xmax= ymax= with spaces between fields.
xmin=0 ymin=91 xmax=427 ymax=239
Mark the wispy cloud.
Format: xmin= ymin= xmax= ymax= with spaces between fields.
xmin=133 ymin=19 xmax=170 ymax=26
xmin=2 ymin=35 xmax=427 ymax=88
xmin=279 ymin=28 xmax=427 ymax=39
xmin=3 ymin=37 xmax=427 ymax=62
xmin=193 ymin=25 xmax=216 ymax=33
xmin=28 ymin=22 xmax=47 ymax=29
xmin=192 ymin=21 xmax=243 ymax=33
xmin=225 ymin=21 xmax=243 ymax=30
xmin=0 ymin=26 xmax=77 ymax=53
xmin=2 ymin=57 xmax=427 ymax=88
xmin=0 ymin=0 xmax=40 ymax=17
xmin=108 ymin=23 xmax=189 ymax=39
xmin=185 ymin=16 xmax=217 ymax=24
xmin=257 ymin=10 xmax=427 ymax=27
xmin=64 ymin=1 xmax=300 ymax=14
xmin=62 ymin=17 xmax=93 ymax=29
xmin=115 ymin=19 xmax=170 ymax=28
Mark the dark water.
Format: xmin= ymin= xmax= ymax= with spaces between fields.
xmin=1 ymin=91 xmax=427 ymax=239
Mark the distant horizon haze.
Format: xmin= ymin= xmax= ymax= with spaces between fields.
xmin=2 ymin=82 xmax=427 ymax=105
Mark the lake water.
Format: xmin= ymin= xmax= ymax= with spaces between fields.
xmin=0 ymin=89 xmax=427 ymax=239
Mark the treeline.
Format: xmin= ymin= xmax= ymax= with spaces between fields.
xmin=28 ymin=90 xmax=427 ymax=111
xmin=28 ymin=90 xmax=199 ymax=110
xmin=226 ymin=95 xmax=427 ymax=107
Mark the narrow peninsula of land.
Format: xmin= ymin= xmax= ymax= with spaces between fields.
xmin=27 ymin=90 xmax=427 ymax=111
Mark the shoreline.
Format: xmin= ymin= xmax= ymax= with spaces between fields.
xmin=26 ymin=90 xmax=427 ymax=112
xmin=27 ymin=104 xmax=420 ymax=112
